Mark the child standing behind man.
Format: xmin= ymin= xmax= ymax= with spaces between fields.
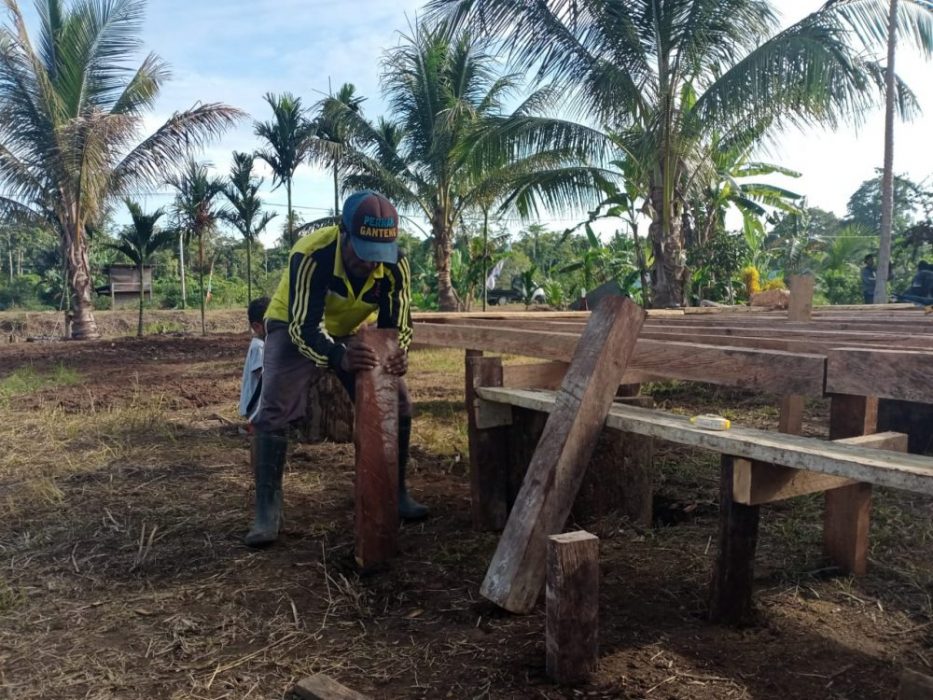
xmin=239 ymin=297 xmax=270 ymax=426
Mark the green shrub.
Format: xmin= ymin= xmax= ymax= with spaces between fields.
xmin=0 ymin=274 xmax=46 ymax=310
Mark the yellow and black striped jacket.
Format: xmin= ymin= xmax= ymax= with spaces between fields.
xmin=266 ymin=226 xmax=413 ymax=368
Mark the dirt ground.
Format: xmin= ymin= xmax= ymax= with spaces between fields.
xmin=0 ymin=321 xmax=931 ymax=699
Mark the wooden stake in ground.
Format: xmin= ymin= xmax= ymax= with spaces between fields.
xmin=547 ymin=531 xmax=599 ymax=684
xmin=354 ymin=327 xmax=399 ymax=571
xmin=480 ymin=296 xmax=645 ymax=614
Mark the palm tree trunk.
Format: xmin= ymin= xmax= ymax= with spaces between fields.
xmin=648 ymin=183 xmax=685 ymax=308
xmin=482 ymin=207 xmax=488 ymax=312
xmin=287 ymin=179 xmax=294 ymax=248
xmin=246 ymin=239 xmax=252 ymax=302
xmin=198 ymin=230 xmax=206 ymax=336
xmin=179 ymin=231 xmax=187 ymax=309
xmin=333 ymin=161 xmax=340 ymax=217
xmin=875 ymin=0 xmax=898 ymax=304
xmin=138 ymin=261 xmax=145 ymax=337
xmin=433 ymin=212 xmax=458 ymax=311
xmin=630 ymin=222 xmax=651 ymax=308
xmin=64 ymin=224 xmax=100 ymax=339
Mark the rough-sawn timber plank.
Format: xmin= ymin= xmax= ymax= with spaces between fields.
xmin=415 ymin=323 xmax=825 ymax=395
xmin=475 ymin=388 xmax=933 ymax=495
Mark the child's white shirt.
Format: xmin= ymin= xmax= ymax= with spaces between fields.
xmin=238 ymin=336 xmax=264 ymax=418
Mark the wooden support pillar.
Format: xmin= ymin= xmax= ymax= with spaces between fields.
xmin=354 ymin=328 xmax=399 ymax=572
xmin=466 ymin=353 xmax=510 ymax=531
xmin=778 ymin=274 xmax=814 ymax=435
xmin=824 ymin=394 xmax=878 ymax=575
xmin=303 ymin=371 xmax=355 ymax=443
xmin=547 ymin=531 xmax=599 ymax=685
xmin=481 ymin=297 xmax=645 ymax=614
xmin=709 ymin=455 xmax=760 ymax=625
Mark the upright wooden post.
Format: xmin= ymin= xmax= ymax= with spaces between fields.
xmin=547 ymin=531 xmax=599 ymax=685
xmin=354 ymin=327 xmax=399 ymax=572
xmin=824 ymin=393 xmax=878 ymax=575
xmin=466 ymin=353 xmax=510 ymax=530
xmin=481 ymin=297 xmax=645 ymax=613
xmin=778 ymin=274 xmax=814 ymax=434
xmin=709 ymin=455 xmax=760 ymax=625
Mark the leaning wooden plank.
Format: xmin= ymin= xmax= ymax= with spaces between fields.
xmin=475 ymin=388 xmax=933 ymax=495
xmin=547 ymin=531 xmax=600 ymax=684
xmin=899 ymin=669 xmax=933 ymax=700
xmin=354 ymin=327 xmax=399 ymax=572
xmin=733 ymin=432 xmax=908 ymax=505
xmin=480 ymin=297 xmax=645 ymax=614
xmin=415 ymin=324 xmax=826 ymax=396
xmin=826 ymin=348 xmax=933 ymax=403
xmin=292 ymin=674 xmax=371 ymax=700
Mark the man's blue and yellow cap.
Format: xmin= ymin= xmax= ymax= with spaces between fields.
xmin=342 ymin=190 xmax=399 ymax=264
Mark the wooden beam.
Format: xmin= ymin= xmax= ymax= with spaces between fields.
xmin=824 ymin=394 xmax=878 ymax=575
xmin=502 ymin=361 xmax=568 ymax=390
xmin=899 ymin=669 xmax=933 ymax=700
xmin=415 ymin=323 xmax=826 ymax=396
xmin=476 ymin=388 xmax=933 ymax=495
xmin=779 ymin=275 xmax=815 ymax=435
xmin=354 ymin=327 xmax=399 ymax=572
xmin=466 ymin=355 xmax=510 ymax=531
xmin=292 ymin=674 xmax=371 ymax=700
xmin=709 ymin=455 xmax=760 ymax=625
xmin=733 ymin=432 xmax=908 ymax=505
xmin=827 ymin=348 xmax=933 ymax=403
xmin=547 ymin=531 xmax=599 ymax=684
xmin=480 ymin=297 xmax=645 ymax=614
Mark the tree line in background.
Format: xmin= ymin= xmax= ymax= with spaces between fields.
xmin=0 ymin=0 xmax=932 ymax=338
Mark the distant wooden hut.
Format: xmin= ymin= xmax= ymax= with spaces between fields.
xmin=95 ymin=264 xmax=153 ymax=309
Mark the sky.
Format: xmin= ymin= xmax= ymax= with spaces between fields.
xmin=20 ymin=0 xmax=933 ymax=245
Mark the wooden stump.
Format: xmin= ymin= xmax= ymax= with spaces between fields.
xmin=354 ymin=328 xmax=399 ymax=572
xmin=509 ymin=404 xmax=655 ymax=528
xmin=302 ymin=371 xmax=354 ymax=443
xmin=547 ymin=531 xmax=599 ymax=685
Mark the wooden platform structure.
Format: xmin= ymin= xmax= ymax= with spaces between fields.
xmin=411 ymin=297 xmax=933 ymax=622
xmin=94 ymin=264 xmax=154 ymax=309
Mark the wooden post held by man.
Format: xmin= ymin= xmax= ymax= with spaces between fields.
xmin=354 ymin=327 xmax=400 ymax=571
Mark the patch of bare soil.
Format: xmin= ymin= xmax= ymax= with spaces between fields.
xmin=0 ymin=334 xmax=930 ymax=699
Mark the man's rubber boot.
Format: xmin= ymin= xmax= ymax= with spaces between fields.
xmin=398 ymin=415 xmax=428 ymax=521
xmin=245 ymin=431 xmax=288 ymax=547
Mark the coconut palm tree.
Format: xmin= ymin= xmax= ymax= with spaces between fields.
xmin=310 ymin=83 xmax=365 ymax=217
xmin=109 ymin=200 xmax=174 ymax=337
xmin=0 ymin=0 xmax=242 ymax=338
xmin=328 ymin=21 xmax=613 ymax=310
xmin=167 ymin=160 xmax=226 ymax=336
xmin=221 ymin=152 xmax=276 ymax=301
xmin=254 ymin=93 xmax=315 ymax=248
xmin=429 ymin=0 xmax=933 ymax=307
xmin=875 ymin=0 xmax=902 ymax=303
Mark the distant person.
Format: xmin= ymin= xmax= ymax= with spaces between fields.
xmin=861 ymin=254 xmax=876 ymax=304
xmin=239 ymin=297 xmax=270 ymax=426
xmin=908 ymin=260 xmax=933 ymax=299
